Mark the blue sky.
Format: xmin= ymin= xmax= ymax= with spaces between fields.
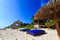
xmin=0 ymin=0 xmax=49 ymax=28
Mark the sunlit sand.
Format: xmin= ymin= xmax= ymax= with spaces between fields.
xmin=0 ymin=28 xmax=59 ymax=40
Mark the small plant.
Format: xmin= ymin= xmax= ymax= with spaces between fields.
xmin=45 ymin=20 xmax=54 ymax=28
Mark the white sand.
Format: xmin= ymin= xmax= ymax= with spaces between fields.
xmin=0 ymin=28 xmax=59 ymax=40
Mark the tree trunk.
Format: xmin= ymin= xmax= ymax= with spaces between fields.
xmin=53 ymin=13 xmax=60 ymax=39
xmin=38 ymin=19 xmax=40 ymax=28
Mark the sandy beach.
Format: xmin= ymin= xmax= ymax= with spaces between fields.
xmin=0 ymin=28 xmax=59 ymax=40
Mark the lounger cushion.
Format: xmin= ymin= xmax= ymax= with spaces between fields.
xmin=20 ymin=28 xmax=30 ymax=31
xmin=27 ymin=29 xmax=45 ymax=35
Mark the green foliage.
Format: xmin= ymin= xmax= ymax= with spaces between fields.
xmin=45 ymin=20 xmax=54 ymax=28
xmin=5 ymin=26 xmax=10 ymax=28
xmin=31 ymin=16 xmax=34 ymax=20
xmin=24 ymin=23 xmax=34 ymax=29
xmin=5 ymin=16 xmax=34 ymax=29
xmin=5 ymin=22 xmax=33 ymax=29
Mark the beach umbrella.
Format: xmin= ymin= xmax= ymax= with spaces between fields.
xmin=34 ymin=0 xmax=60 ymax=39
xmin=34 ymin=3 xmax=54 ymax=20
xmin=41 ymin=0 xmax=60 ymax=39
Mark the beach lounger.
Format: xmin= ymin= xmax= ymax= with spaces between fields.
xmin=27 ymin=29 xmax=45 ymax=36
xmin=20 ymin=28 xmax=30 ymax=31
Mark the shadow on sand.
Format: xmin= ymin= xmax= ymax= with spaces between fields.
xmin=32 ymin=33 xmax=47 ymax=37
